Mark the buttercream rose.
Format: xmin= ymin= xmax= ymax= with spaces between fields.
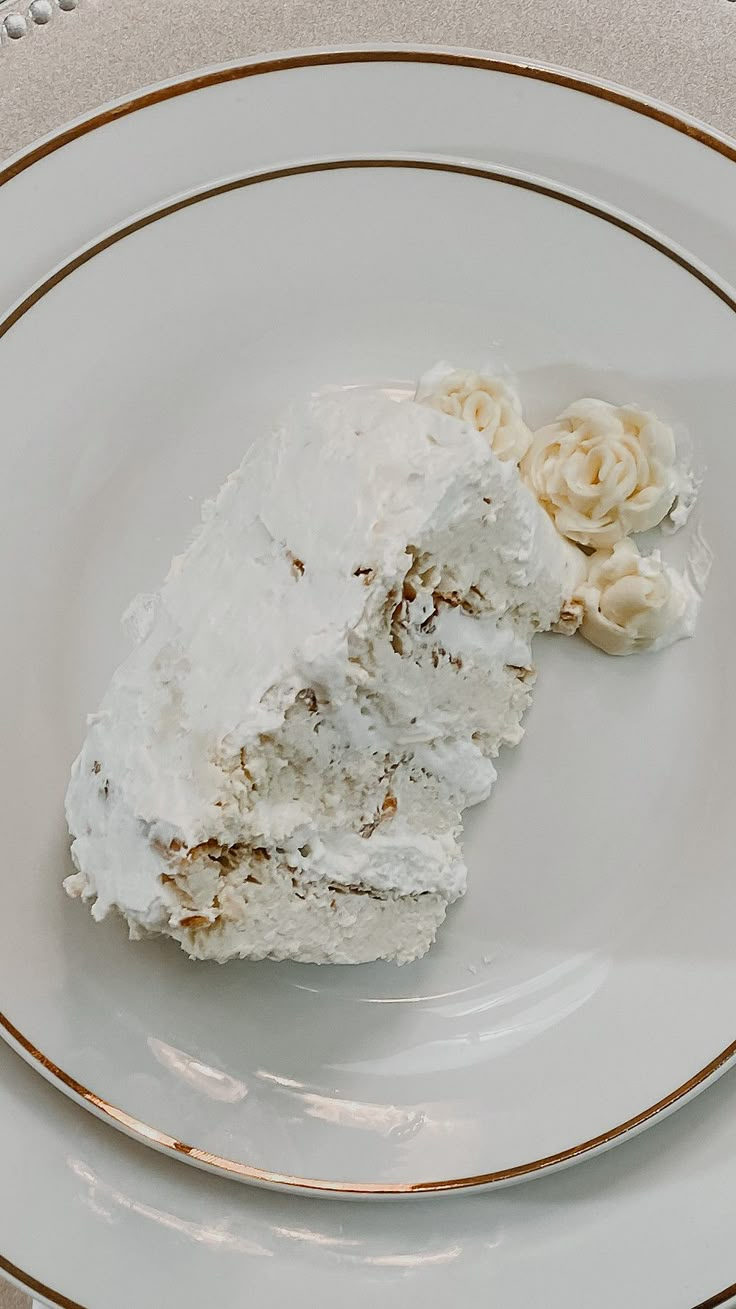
xmin=576 ymin=539 xmax=698 ymax=655
xmin=522 ymin=399 xmax=678 ymax=547
xmin=416 ymin=366 xmax=532 ymax=464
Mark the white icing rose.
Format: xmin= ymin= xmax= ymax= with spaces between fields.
xmin=576 ymin=539 xmax=698 ymax=656
xmin=416 ymin=365 xmax=532 ymax=464
xmin=522 ymin=398 xmax=679 ymax=547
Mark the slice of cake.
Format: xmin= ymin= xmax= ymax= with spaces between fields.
xmin=65 ymin=389 xmax=576 ymax=964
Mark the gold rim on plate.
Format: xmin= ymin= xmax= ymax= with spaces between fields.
xmin=0 ymin=45 xmax=735 ymax=1308
xmin=2 ymin=150 xmax=736 ymax=1194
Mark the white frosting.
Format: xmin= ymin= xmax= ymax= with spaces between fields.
xmin=65 ymin=388 xmax=573 ymax=964
xmin=416 ymin=362 xmax=532 ymax=464
xmin=522 ymin=398 xmax=680 ymax=547
xmin=665 ymin=466 xmax=700 ymax=533
xmin=551 ymin=541 xmax=588 ymax=636
xmin=576 ymin=539 xmax=699 ymax=656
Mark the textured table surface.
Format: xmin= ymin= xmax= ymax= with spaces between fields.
xmin=1 ymin=0 xmax=735 ymax=1306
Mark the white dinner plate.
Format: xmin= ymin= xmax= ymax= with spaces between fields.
xmin=2 ymin=1036 xmax=736 ymax=1309
xmin=2 ymin=50 xmax=736 ymax=1200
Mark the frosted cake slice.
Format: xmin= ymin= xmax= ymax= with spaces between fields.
xmin=65 ymin=389 xmax=576 ymax=964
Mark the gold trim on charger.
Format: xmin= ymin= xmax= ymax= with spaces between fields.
xmin=2 ymin=154 xmax=736 ymax=1198
xmin=1 ymin=48 xmax=735 ymax=191
xmin=0 ymin=48 xmax=735 ymax=1309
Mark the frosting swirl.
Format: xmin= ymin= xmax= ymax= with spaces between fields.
xmin=416 ymin=366 xmax=531 ymax=464
xmin=576 ymin=539 xmax=698 ymax=655
xmin=522 ymin=399 xmax=678 ymax=547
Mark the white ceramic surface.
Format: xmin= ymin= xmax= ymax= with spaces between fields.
xmin=1 ymin=142 xmax=735 ymax=1192
xmin=1 ymin=48 xmax=736 ymax=316
xmin=3 ymin=1034 xmax=736 ymax=1309
xmin=1 ymin=42 xmax=736 ymax=1309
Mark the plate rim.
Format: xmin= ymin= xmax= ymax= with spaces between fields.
xmin=2 ymin=1052 xmax=733 ymax=1309
xmin=3 ymin=149 xmax=736 ymax=1196
xmin=2 ymin=43 xmax=736 ymax=191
